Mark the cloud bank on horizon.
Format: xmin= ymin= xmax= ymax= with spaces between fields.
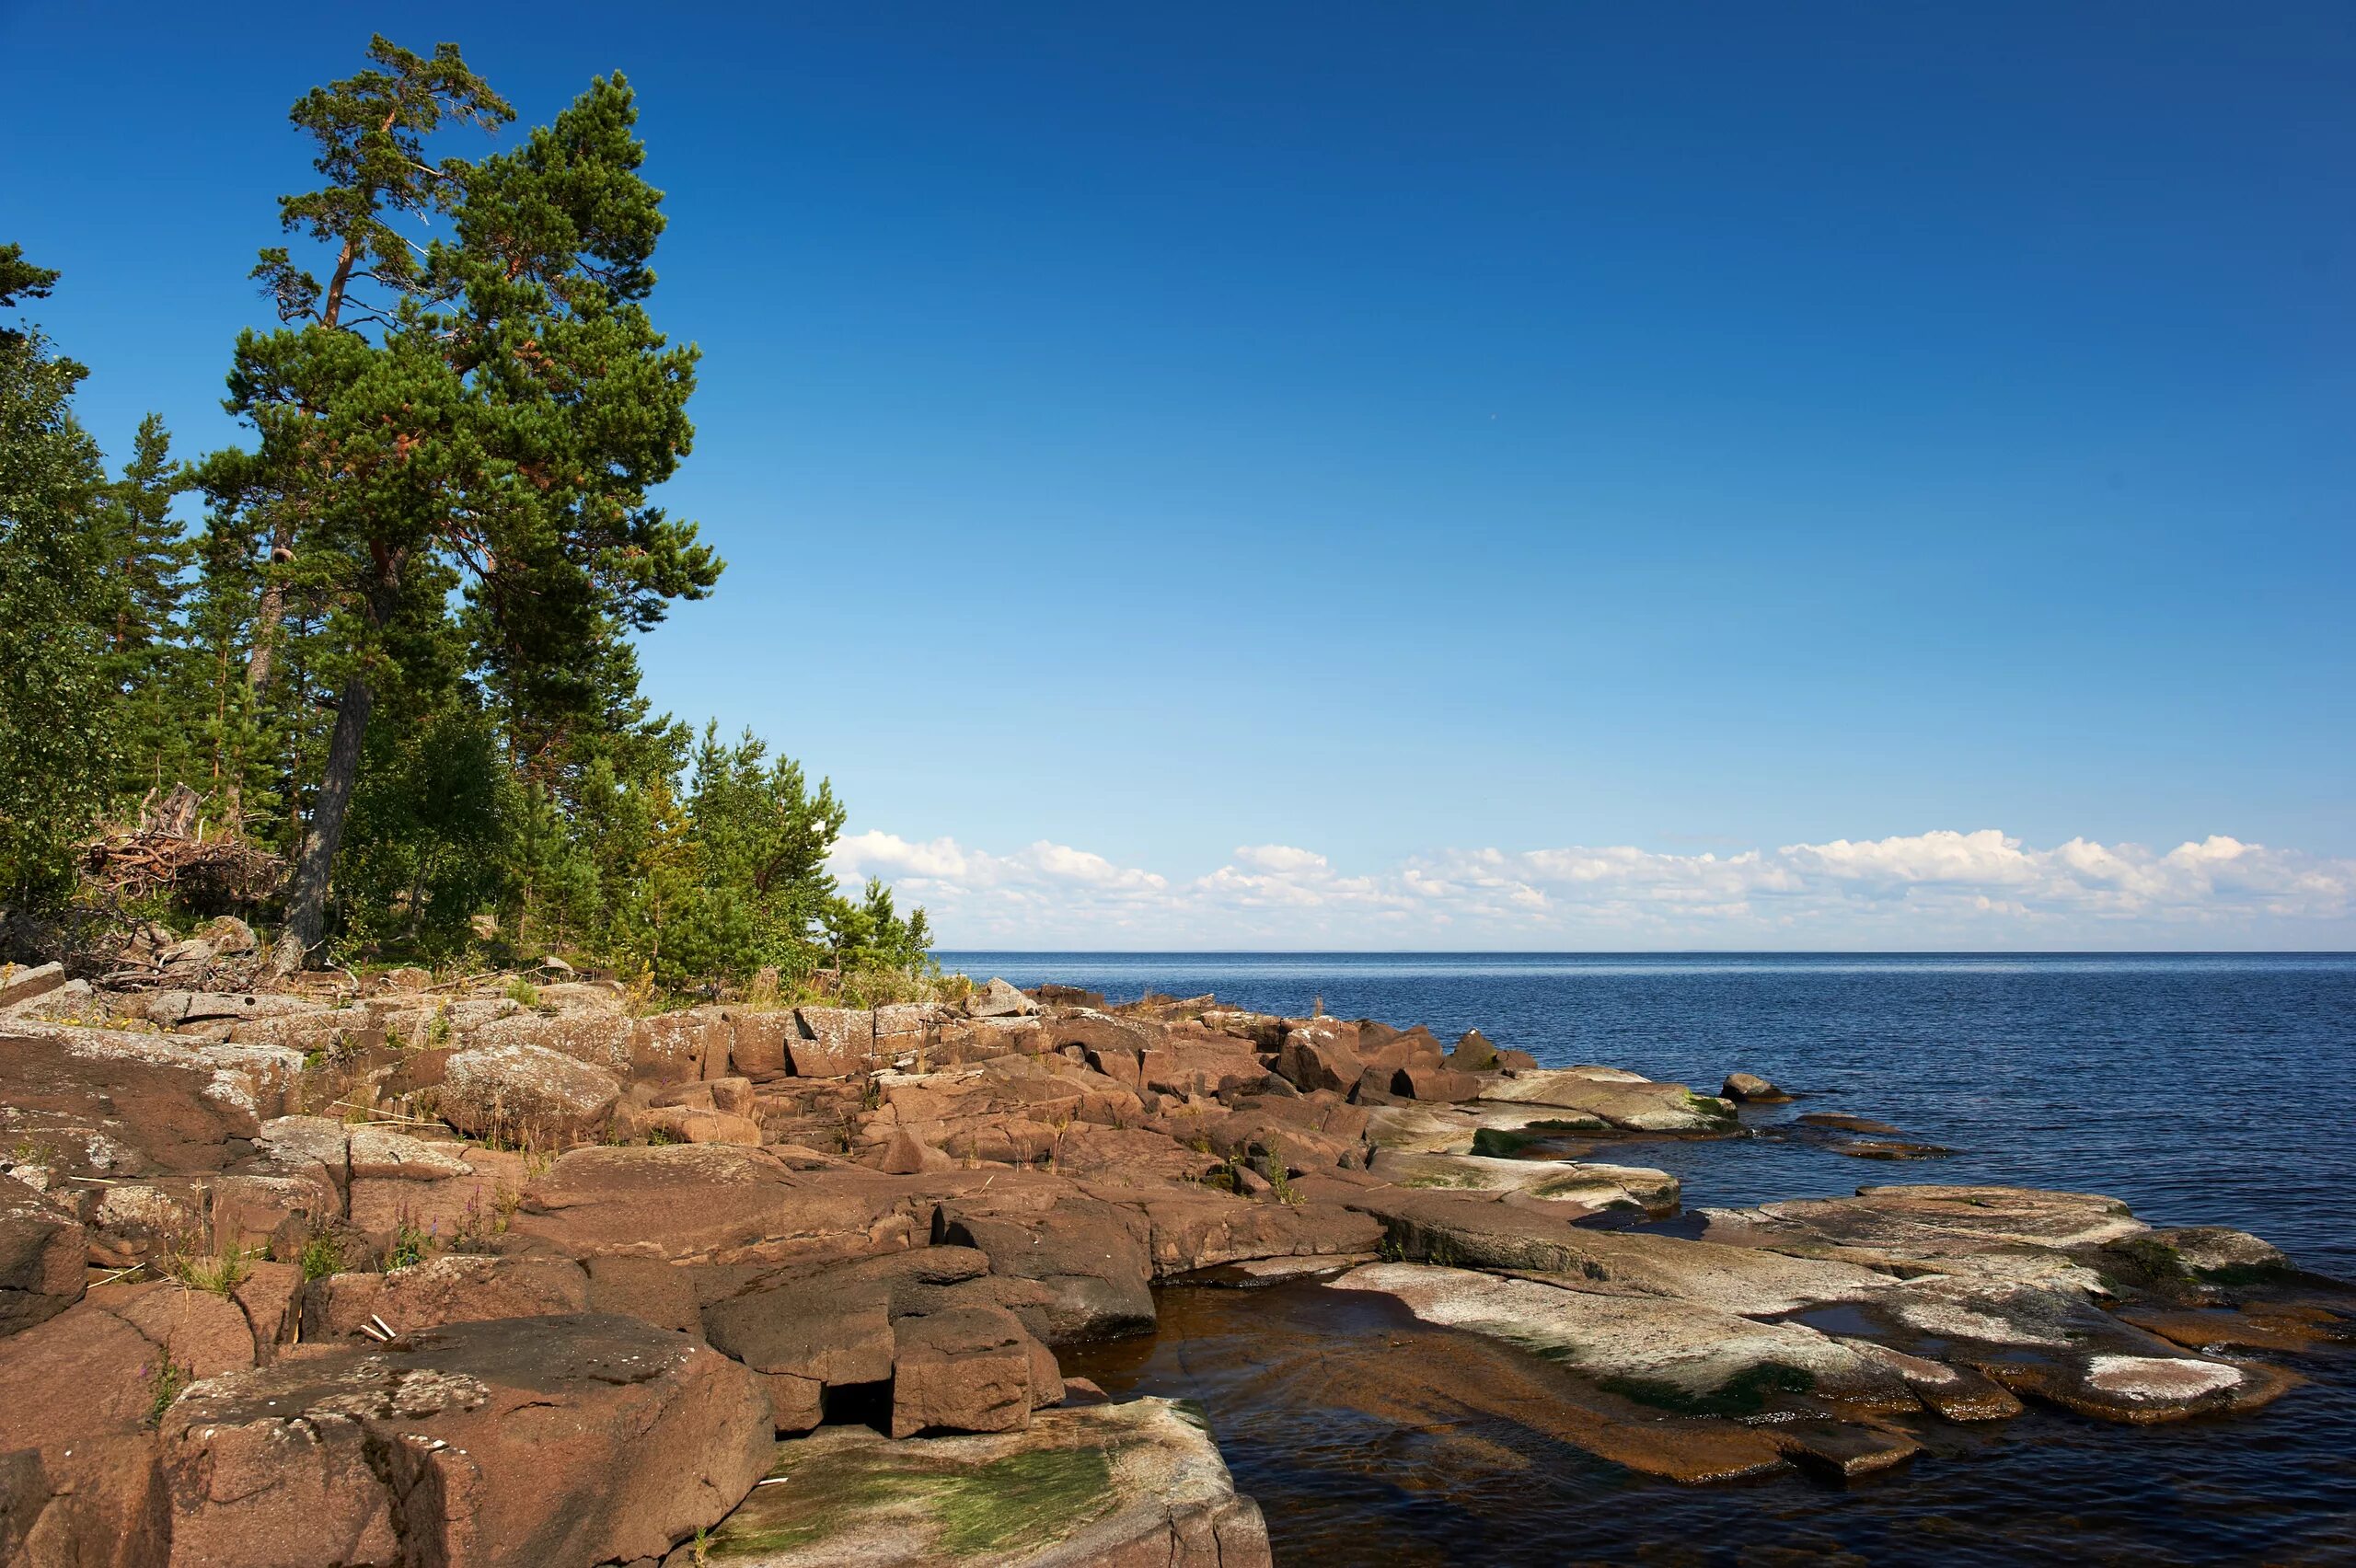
xmin=829 ymin=827 xmax=2356 ymax=950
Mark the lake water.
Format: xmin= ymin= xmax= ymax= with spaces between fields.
xmin=942 ymin=952 xmax=2356 ymax=1565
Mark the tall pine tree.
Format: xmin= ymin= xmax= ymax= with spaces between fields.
xmin=203 ymin=42 xmax=720 ymax=969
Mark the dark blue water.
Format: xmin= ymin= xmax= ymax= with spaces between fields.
xmin=947 ymin=952 xmax=2356 ymax=1565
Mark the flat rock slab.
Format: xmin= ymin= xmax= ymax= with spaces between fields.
xmin=515 ymin=1145 xmax=923 ymax=1264
xmin=1330 ymin=1262 xmax=1909 ymax=1411
xmin=1368 ymin=1149 xmax=1679 ymax=1215
xmin=1709 ymin=1184 xmax=2151 ymax=1263
xmin=1478 ymin=1070 xmax=1738 ymax=1134
xmin=160 ymin=1312 xmax=768 ymax=1568
xmin=702 ymin=1397 xmax=1270 ymax=1567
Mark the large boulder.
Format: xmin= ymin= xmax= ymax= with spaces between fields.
xmin=436 ymin=1041 xmax=621 ymax=1143
xmin=701 ymin=1248 xmax=1000 ymax=1434
xmin=300 ymin=1254 xmax=591 ymax=1341
xmin=0 ymin=963 xmax=68 ymax=1010
xmin=933 ymin=1193 xmax=1157 ymax=1343
xmin=1082 ymin=1184 xmax=1384 ymax=1277
xmin=888 ymin=1303 xmax=1060 ymax=1438
xmin=0 ymin=1305 xmax=171 ymax=1567
xmin=158 ymin=1313 xmax=769 ymax=1568
xmin=0 ymin=1187 xmax=86 ymax=1337
xmin=514 ymin=1145 xmax=924 ymax=1266
xmin=0 ymin=1027 xmax=303 ymax=1169
xmin=964 ymin=978 xmax=1040 ymax=1020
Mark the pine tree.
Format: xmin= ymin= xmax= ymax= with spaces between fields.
xmin=95 ymin=414 xmax=201 ymax=798
xmin=202 ymin=40 xmax=721 ymax=969
xmin=0 ymin=248 xmax=120 ymax=900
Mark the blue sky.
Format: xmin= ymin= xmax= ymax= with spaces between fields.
xmin=7 ymin=3 xmax=2352 ymax=946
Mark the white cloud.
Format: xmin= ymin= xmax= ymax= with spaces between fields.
xmin=828 ymin=826 xmax=2356 ymax=949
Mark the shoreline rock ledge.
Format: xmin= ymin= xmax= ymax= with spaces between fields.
xmin=2 ymin=975 xmax=2347 ymax=1564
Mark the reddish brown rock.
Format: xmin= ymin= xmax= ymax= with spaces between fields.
xmin=791 ymin=1008 xmax=875 ymax=1077
xmin=208 ymin=1171 xmax=335 ymax=1258
xmin=630 ymin=1009 xmax=731 ymax=1086
xmin=724 ymin=1009 xmax=795 ymax=1080
xmin=0 ymin=1028 xmax=291 ymax=1171
xmin=437 ymin=1041 xmax=621 ymax=1143
xmin=0 ymin=962 xmax=67 ymax=1010
xmin=1084 ymin=1185 xmax=1385 ymax=1277
xmin=1 ymin=1186 xmax=86 ymax=1337
xmin=888 ymin=1303 xmax=1049 ymax=1437
xmin=934 ymin=1193 xmax=1156 ymax=1343
xmin=98 ymin=1282 xmax=257 ymax=1378
xmin=584 ymin=1254 xmax=705 ymax=1339
xmin=159 ymin=1313 xmax=769 ymax=1568
xmin=0 ymin=1305 xmax=170 ymax=1568
xmin=463 ymin=1009 xmax=632 ymax=1073
xmin=1392 ymin=1064 xmax=1484 ymax=1103
xmin=701 ymin=1249 xmax=995 ymax=1434
xmin=231 ymin=1262 xmax=304 ymax=1364
xmin=300 ymin=1254 xmax=591 ymax=1340
xmin=516 ymin=1145 xmax=922 ymax=1265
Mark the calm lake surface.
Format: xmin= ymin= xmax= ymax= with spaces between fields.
xmin=942 ymin=952 xmax=2356 ymax=1566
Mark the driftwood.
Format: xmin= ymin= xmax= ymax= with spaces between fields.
xmin=81 ymin=784 xmax=283 ymax=906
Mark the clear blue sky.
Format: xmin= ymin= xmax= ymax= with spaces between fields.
xmin=7 ymin=3 xmax=2351 ymax=945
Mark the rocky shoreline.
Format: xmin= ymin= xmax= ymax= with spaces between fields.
xmin=2 ymin=944 xmax=2349 ymax=1566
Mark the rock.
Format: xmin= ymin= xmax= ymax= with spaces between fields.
xmin=1330 ymin=1262 xmax=1909 ymax=1412
xmin=933 ymin=1193 xmax=1157 ymax=1343
xmin=888 ymin=1303 xmax=1054 ymax=1437
xmin=1445 ymin=1029 xmax=1501 ymax=1070
xmin=300 ymin=1254 xmax=591 ymax=1340
xmin=701 ymin=1249 xmax=995 ymax=1434
xmin=790 ymin=1007 xmax=873 ymax=1076
xmin=0 ymin=1304 xmax=173 ymax=1564
xmin=151 ymin=991 xmax=321 ymax=1029
xmin=0 ymin=1187 xmax=86 ymax=1336
xmin=97 ymin=1280 xmax=258 ymax=1378
xmin=700 ymin=1397 xmax=1271 ymax=1568
xmin=438 ymin=1041 xmax=622 ymax=1143
xmin=630 ymin=1010 xmax=732 ymax=1085
xmin=1367 ymin=1150 xmax=1680 ymax=1216
xmin=873 ymin=1128 xmax=953 ymax=1175
xmin=347 ymin=1124 xmax=471 ymax=1181
xmin=1089 ymin=1185 xmax=1385 ymax=1278
xmin=585 ymin=1255 xmax=705 ymax=1338
xmin=2139 ymin=1225 xmax=2294 ymax=1282
xmin=380 ymin=965 xmax=432 ymax=992
xmin=1479 ymin=1069 xmax=1738 ymax=1134
xmin=1 ymin=1027 xmax=301 ymax=1162
xmin=1346 ymin=1188 xmax=1892 ymax=1314
xmin=1981 ymin=1347 xmax=2293 ymax=1424
xmin=253 ymin=1114 xmax=350 ymax=1181
xmin=1705 ymin=1184 xmax=2153 ymax=1269
xmin=724 ymin=1009 xmax=795 ymax=1079
xmin=1391 ymin=1064 xmax=1484 ymax=1102
xmin=209 ymin=1172 xmax=336 ymax=1257
xmin=195 ymin=917 xmax=255 ymax=956
xmin=462 ymin=1008 xmax=632 ymax=1074
xmin=514 ymin=1146 xmax=920 ymax=1265
xmin=0 ymin=963 xmax=66 ymax=1010
xmin=159 ymin=1312 xmax=769 ymax=1568
xmin=1722 ymin=1071 xmax=1791 ymax=1103
xmin=965 ymin=978 xmax=1040 ymax=1019
xmin=233 ymin=1262 xmax=305 ymax=1364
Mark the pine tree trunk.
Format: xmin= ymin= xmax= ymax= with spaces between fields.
xmin=243 ymin=521 xmax=294 ymax=692
xmin=272 ymin=671 xmax=374 ymax=973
